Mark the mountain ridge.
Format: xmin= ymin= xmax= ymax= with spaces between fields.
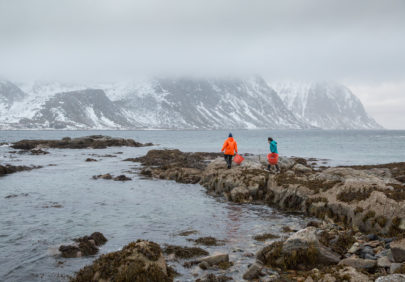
xmin=0 ymin=77 xmax=382 ymax=130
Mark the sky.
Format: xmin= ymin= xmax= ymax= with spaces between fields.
xmin=0 ymin=0 xmax=404 ymax=128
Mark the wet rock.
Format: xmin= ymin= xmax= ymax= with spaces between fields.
xmin=92 ymin=173 xmax=113 ymax=180
xmin=113 ymin=175 xmax=132 ymax=181
xmin=196 ymin=273 xmax=232 ymax=282
xmin=243 ymin=262 xmax=263 ymax=280
xmin=30 ymin=149 xmax=49 ymax=155
xmin=376 ymin=274 xmax=405 ymax=282
xmin=4 ymin=193 xmax=29 ymax=199
xmin=85 ymin=158 xmax=97 ymax=162
xmin=163 ymin=245 xmax=208 ymax=259
xmin=60 ymin=232 xmax=107 ymax=258
xmin=198 ymin=253 xmax=229 ymax=266
xmin=253 ymin=233 xmax=280 ymax=241
xmin=59 ymin=245 xmax=81 ymax=258
xmin=74 ymin=232 xmax=108 ymax=247
xmin=71 ymin=240 xmax=172 ymax=282
xmin=192 ymin=236 xmax=221 ymax=246
xmin=12 ymin=135 xmax=152 ymax=150
xmin=177 ymin=230 xmax=198 ymax=236
xmin=338 ymin=257 xmax=377 ymax=270
xmin=0 ymin=164 xmax=41 ymax=176
xmin=391 ymin=239 xmax=405 ymax=262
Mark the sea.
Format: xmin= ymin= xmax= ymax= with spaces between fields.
xmin=0 ymin=129 xmax=404 ymax=281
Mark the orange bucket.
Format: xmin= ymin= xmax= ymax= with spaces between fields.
xmin=233 ymin=154 xmax=245 ymax=165
xmin=267 ymin=153 xmax=279 ymax=165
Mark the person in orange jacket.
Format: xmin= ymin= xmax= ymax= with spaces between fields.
xmin=221 ymin=133 xmax=238 ymax=169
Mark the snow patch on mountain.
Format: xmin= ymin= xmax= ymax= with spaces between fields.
xmin=272 ymin=81 xmax=382 ymax=129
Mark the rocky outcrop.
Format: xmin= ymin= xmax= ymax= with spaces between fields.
xmin=59 ymin=232 xmax=107 ymax=258
xmin=131 ymin=149 xmax=405 ymax=236
xmin=0 ymin=164 xmax=41 ymax=177
xmin=11 ymin=135 xmax=153 ymax=150
xmin=71 ymin=240 xmax=174 ymax=282
xmin=125 ymin=149 xmax=222 ymax=184
xmin=92 ymin=173 xmax=132 ymax=181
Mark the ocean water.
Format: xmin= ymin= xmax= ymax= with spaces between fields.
xmin=0 ymin=130 xmax=404 ymax=281
xmin=1 ymin=129 xmax=405 ymax=165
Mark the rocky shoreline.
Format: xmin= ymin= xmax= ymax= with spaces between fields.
xmin=115 ymin=149 xmax=405 ymax=281
xmin=11 ymin=135 xmax=153 ymax=150
xmin=0 ymin=164 xmax=41 ymax=176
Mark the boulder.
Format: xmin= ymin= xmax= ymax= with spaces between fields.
xmin=376 ymin=274 xmax=405 ymax=282
xmin=71 ymin=240 xmax=172 ymax=282
xmin=199 ymin=253 xmax=229 ymax=266
xmin=293 ymin=164 xmax=312 ymax=174
xmin=391 ymin=239 xmax=405 ymax=263
xmin=338 ymin=266 xmax=372 ymax=282
xmin=243 ymin=262 xmax=263 ymax=280
xmin=377 ymin=256 xmax=392 ymax=268
xmin=282 ymin=227 xmax=340 ymax=265
xmin=338 ymin=257 xmax=376 ymax=270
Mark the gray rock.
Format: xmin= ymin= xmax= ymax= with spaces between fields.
xmin=391 ymin=239 xmax=405 ymax=263
xmin=243 ymin=262 xmax=263 ymax=280
xmin=339 ymin=257 xmax=377 ymax=270
xmin=293 ymin=163 xmax=312 ymax=173
xmin=377 ymin=256 xmax=392 ymax=268
xmin=199 ymin=253 xmax=229 ymax=266
xmin=282 ymin=227 xmax=340 ymax=265
xmin=391 ymin=263 xmax=403 ymax=274
xmin=375 ymin=274 xmax=405 ymax=282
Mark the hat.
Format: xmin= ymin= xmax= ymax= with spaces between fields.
xmin=228 ymin=133 xmax=233 ymax=137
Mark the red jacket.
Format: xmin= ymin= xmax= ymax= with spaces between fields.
xmin=221 ymin=137 xmax=238 ymax=155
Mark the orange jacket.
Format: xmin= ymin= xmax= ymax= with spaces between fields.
xmin=221 ymin=137 xmax=238 ymax=155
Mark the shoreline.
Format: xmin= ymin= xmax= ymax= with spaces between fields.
xmin=121 ymin=149 xmax=405 ymax=281
xmin=2 ymin=136 xmax=405 ymax=281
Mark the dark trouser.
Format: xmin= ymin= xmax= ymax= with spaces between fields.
xmin=268 ymin=164 xmax=280 ymax=172
xmin=224 ymin=154 xmax=233 ymax=168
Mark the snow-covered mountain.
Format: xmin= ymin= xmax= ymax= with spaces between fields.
xmin=272 ymin=82 xmax=382 ymax=129
xmin=0 ymin=77 xmax=382 ymax=130
xmin=106 ymin=77 xmax=309 ymax=129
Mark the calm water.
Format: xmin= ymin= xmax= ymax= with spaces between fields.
xmin=0 ymin=130 xmax=404 ymax=281
xmin=1 ymin=129 xmax=405 ymax=165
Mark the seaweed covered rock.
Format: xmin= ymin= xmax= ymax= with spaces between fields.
xmin=257 ymin=227 xmax=340 ymax=270
xmin=126 ymin=149 xmax=222 ymax=184
xmin=59 ymin=232 xmax=107 ymax=258
xmin=71 ymin=240 xmax=173 ymax=282
xmin=163 ymin=245 xmax=208 ymax=259
xmin=12 ymin=135 xmax=152 ymax=150
xmin=0 ymin=164 xmax=41 ymax=177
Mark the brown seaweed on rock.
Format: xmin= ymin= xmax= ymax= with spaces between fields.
xmin=71 ymin=240 xmax=173 ymax=282
xmin=12 ymin=135 xmax=152 ymax=150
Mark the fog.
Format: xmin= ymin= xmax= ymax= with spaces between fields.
xmin=0 ymin=0 xmax=404 ymax=128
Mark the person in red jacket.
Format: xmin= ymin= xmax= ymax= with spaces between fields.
xmin=221 ymin=133 xmax=238 ymax=169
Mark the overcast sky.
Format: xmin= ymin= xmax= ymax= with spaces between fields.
xmin=0 ymin=0 xmax=404 ymax=128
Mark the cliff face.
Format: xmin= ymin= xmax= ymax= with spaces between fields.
xmin=0 ymin=78 xmax=381 ymax=130
xmin=273 ymin=81 xmax=383 ymax=129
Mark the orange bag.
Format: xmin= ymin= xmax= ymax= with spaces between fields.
xmin=233 ymin=154 xmax=244 ymax=165
xmin=267 ymin=153 xmax=279 ymax=165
